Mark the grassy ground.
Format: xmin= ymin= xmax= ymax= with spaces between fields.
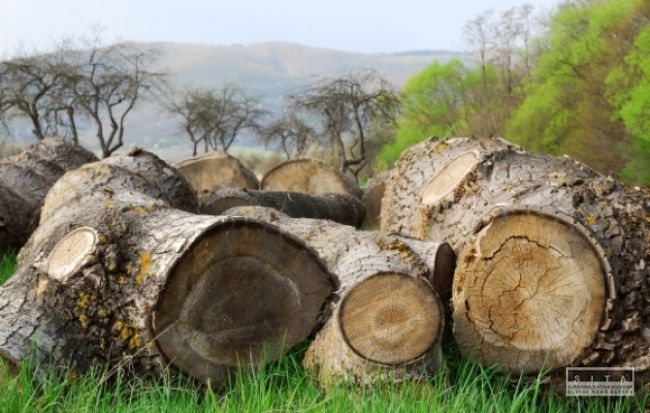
xmin=0 ymin=254 xmax=646 ymax=413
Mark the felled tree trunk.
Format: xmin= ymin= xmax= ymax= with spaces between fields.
xmin=261 ymin=159 xmax=363 ymax=199
xmin=0 ymin=138 xmax=97 ymax=255
xmin=362 ymin=171 xmax=389 ymax=229
xmin=202 ymin=188 xmax=365 ymax=227
xmin=223 ymin=206 xmax=454 ymax=389
xmin=175 ymin=152 xmax=259 ymax=204
xmin=2 ymin=150 xmax=333 ymax=386
xmin=381 ymin=136 xmax=650 ymax=381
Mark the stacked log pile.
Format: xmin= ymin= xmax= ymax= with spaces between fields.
xmin=1 ymin=149 xmax=333 ymax=385
xmin=223 ymin=206 xmax=454 ymax=388
xmin=381 ymin=137 xmax=650 ymax=382
xmin=0 ymin=138 xmax=97 ymax=256
xmin=0 ymin=136 xmax=647 ymax=392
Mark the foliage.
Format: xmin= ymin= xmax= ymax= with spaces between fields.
xmin=507 ymin=0 xmax=649 ymax=181
xmin=376 ymin=60 xmax=483 ymax=169
xmin=378 ymin=0 xmax=649 ymax=185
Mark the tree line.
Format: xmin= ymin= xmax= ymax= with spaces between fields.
xmin=379 ymin=0 xmax=649 ymax=185
xmin=0 ymin=35 xmax=399 ymax=182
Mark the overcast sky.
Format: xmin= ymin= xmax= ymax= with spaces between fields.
xmin=1 ymin=0 xmax=561 ymax=55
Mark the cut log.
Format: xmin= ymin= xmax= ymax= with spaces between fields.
xmin=362 ymin=171 xmax=389 ymax=229
xmin=201 ymin=189 xmax=365 ymax=227
xmin=381 ymin=136 xmax=650 ymax=380
xmin=260 ymin=159 xmax=363 ymax=199
xmin=223 ymin=206 xmax=454 ymax=388
xmin=0 ymin=138 xmax=97 ymax=256
xmin=175 ymin=152 xmax=259 ymax=204
xmin=2 ymin=151 xmax=333 ymax=385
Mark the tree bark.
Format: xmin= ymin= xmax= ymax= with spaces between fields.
xmin=2 ymin=150 xmax=334 ymax=385
xmin=261 ymin=159 xmax=363 ymax=199
xmin=380 ymin=136 xmax=650 ymax=381
xmin=201 ymin=189 xmax=365 ymax=227
xmin=362 ymin=171 xmax=389 ymax=229
xmin=175 ymin=152 xmax=259 ymax=204
xmin=223 ymin=206 xmax=454 ymax=389
xmin=0 ymin=138 xmax=97 ymax=256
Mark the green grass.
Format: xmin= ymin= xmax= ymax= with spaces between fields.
xmin=0 ymin=254 xmax=646 ymax=413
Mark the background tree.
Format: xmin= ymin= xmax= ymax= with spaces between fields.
xmin=260 ymin=111 xmax=316 ymax=159
xmin=167 ymin=84 xmax=265 ymax=155
xmin=291 ymin=69 xmax=400 ymax=181
xmin=0 ymin=35 xmax=164 ymax=157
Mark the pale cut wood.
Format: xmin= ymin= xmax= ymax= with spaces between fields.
xmin=261 ymin=159 xmax=363 ymax=198
xmin=2 ymin=151 xmax=333 ymax=386
xmin=223 ymin=206 xmax=453 ymax=388
xmin=202 ymin=188 xmax=365 ymax=227
xmin=381 ymin=136 xmax=649 ymax=381
xmin=0 ymin=138 xmax=97 ymax=256
xmin=362 ymin=171 xmax=389 ymax=229
xmin=175 ymin=152 xmax=259 ymax=203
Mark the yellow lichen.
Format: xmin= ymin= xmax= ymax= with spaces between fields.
xmin=128 ymin=333 xmax=143 ymax=349
xmin=117 ymin=275 xmax=127 ymax=285
xmin=584 ymin=215 xmax=596 ymax=225
xmin=98 ymin=235 xmax=109 ymax=244
xmin=79 ymin=314 xmax=89 ymax=328
xmin=135 ymin=252 xmax=153 ymax=284
xmin=120 ymin=327 xmax=133 ymax=341
xmin=126 ymin=205 xmax=148 ymax=217
xmin=112 ymin=320 xmax=124 ymax=332
xmin=97 ymin=307 xmax=108 ymax=318
xmin=76 ymin=291 xmax=90 ymax=310
xmin=435 ymin=142 xmax=447 ymax=153
xmin=103 ymin=199 xmax=114 ymax=208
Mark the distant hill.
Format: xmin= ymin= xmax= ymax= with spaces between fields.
xmin=8 ymin=41 xmax=472 ymax=161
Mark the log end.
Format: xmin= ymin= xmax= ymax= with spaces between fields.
xmin=153 ymin=219 xmax=333 ymax=382
xmin=452 ymin=209 xmax=610 ymax=375
xmin=340 ymin=272 xmax=443 ymax=366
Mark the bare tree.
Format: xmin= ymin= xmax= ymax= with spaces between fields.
xmin=290 ymin=69 xmax=400 ymax=181
xmin=463 ymin=10 xmax=496 ymax=97
xmin=0 ymin=35 xmax=164 ymax=156
xmin=166 ymin=84 xmax=265 ymax=155
xmin=260 ymin=111 xmax=315 ymax=159
xmin=70 ymin=41 xmax=164 ymax=157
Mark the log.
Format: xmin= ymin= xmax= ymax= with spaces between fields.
xmin=362 ymin=171 xmax=389 ymax=229
xmin=223 ymin=206 xmax=454 ymax=388
xmin=2 ymin=150 xmax=333 ymax=385
xmin=201 ymin=188 xmax=365 ymax=227
xmin=175 ymin=152 xmax=259 ymax=204
xmin=260 ymin=159 xmax=363 ymax=199
xmin=0 ymin=138 xmax=97 ymax=256
xmin=381 ymin=136 xmax=650 ymax=380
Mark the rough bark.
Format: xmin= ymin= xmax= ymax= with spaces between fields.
xmin=175 ymin=152 xmax=259 ymax=204
xmin=2 ymin=150 xmax=334 ymax=385
xmin=261 ymin=159 xmax=363 ymax=199
xmin=0 ymin=138 xmax=97 ymax=256
xmin=223 ymin=206 xmax=454 ymax=389
xmin=381 ymin=136 xmax=650 ymax=381
xmin=362 ymin=171 xmax=389 ymax=229
xmin=202 ymin=189 xmax=365 ymax=227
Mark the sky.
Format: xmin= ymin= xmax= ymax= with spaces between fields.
xmin=0 ymin=0 xmax=561 ymax=55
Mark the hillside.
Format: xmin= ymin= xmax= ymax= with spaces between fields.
xmin=63 ymin=42 xmax=469 ymax=161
